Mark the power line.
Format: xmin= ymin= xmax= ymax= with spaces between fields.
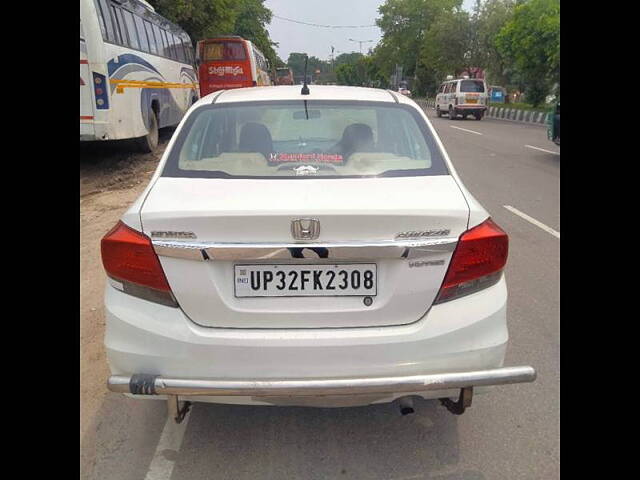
xmin=272 ymin=14 xmax=378 ymax=29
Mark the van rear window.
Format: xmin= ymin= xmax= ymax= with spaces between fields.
xmin=460 ymin=80 xmax=485 ymax=93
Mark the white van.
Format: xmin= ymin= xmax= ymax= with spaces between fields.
xmin=436 ymin=77 xmax=488 ymax=120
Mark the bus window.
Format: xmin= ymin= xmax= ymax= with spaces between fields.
xmin=95 ymin=0 xmax=116 ymax=43
xmin=134 ymin=15 xmax=150 ymax=52
xmin=113 ymin=7 xmax=129 ymax=45
xmin=172 ymin=34 xmax=185 ymax=62
xmin=161 ymin=30 xmax=172 ymax=58
xmin=144 ymin=20 xmax=158 ymax=55
xmin=183 ymin=38 xmax=193 ymax=64
xmin=122 ymin=10 xmax=140 ymax=50
xmin=153 ymin=24 xmax=166 ymax=57
xmin=110 ymin=6 xmax=125 ymax=45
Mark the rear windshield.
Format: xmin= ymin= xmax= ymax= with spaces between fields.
xmin=277 ymin=69 xmax=291 ymax=77
xmin=163 ymin=101 xmax=448 ymax=179
xmin=460 ymin=80 xmax=485 ymax=93
xmin=203 ymin=41 xmax=246 ymax=61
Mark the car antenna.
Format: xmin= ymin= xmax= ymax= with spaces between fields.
xmin=301 ymin=55 xmax=310 ymax=95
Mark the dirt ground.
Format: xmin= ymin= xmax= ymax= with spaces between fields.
xmin=80 ymin=130 xmax=172 ymax=478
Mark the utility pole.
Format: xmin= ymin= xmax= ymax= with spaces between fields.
xmin=348 ymin=38 xmax=374 ymax=54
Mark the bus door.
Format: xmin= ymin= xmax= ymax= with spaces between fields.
xmin=198 ymin=40 xmax=252 ymax=97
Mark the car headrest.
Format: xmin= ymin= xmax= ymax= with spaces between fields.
xmin=339 ymin=123 xmax=374 ymax=157
xmin=238 ymin=122 xmax=273 ymax=159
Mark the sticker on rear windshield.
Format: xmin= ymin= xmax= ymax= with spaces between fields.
xmin=269 ymin=153 xmax=344 ymax=164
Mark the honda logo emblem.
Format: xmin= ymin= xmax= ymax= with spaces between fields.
xmin=291 ymin=218 xmax=320 ymax=240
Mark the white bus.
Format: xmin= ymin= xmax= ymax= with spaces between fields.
xmin=80 ymin=0 xmax=198 ymax=152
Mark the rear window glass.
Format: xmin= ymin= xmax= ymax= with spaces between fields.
xmin=460 ymin=80 xmax=485 ymax=92
xmin=203 ymin=42 xmax=246 ymax=61
xmin=277 ymin=69 xmax=291 ymax=78
xmin=163 ymin=101 xmax=448 ymax=179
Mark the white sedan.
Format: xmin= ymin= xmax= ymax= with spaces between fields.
xmin=102 ymin=85 xmax=535 ymax=422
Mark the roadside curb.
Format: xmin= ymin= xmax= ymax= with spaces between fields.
xmin=418 ymin=99 xmax=550 ymax=126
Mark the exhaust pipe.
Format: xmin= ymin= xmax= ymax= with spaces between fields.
xmin=398 ymin=396 xmax=415 ymax=415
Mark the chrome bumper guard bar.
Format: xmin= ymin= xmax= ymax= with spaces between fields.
xmin=108 ymin=366 xmax=536 ymax=399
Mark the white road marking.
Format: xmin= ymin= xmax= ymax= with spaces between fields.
xmin=525 ymin=144 xmax=560 ymax=155
xmin=504 ymin=205 xmax=560 ymax=239
xmin=144 ymin=409 xmax=191 ymax=480
xmin=450 ymin=125 xmax=483 ymax=135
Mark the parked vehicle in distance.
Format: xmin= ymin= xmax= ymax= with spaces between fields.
xmin=275 ymin=67 xmax=294 ymax=85
xmin=489 ymin=86 xmax=506 ymax=103
xmin=102 ymin=85 xmax=535 ymax=423
xmin=436 ymin=77 xmax=488 ymax=120
xmin=80 ymin=0 xmax=198 ymax=152
xmin=548 ymin=102 xmax=560 ymax=146
xmin=196 ymin=36 xmax=272 ymax=97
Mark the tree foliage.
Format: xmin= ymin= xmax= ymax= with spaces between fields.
xmin=495 ymin=0 xmax=559 ymax=105
xmin=149 ymin=0 xmax=279 ymax=67
xmin=374 ymin=0 xmax=558 ymax=101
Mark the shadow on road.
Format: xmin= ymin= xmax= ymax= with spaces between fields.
xmin=82 ymin=393 xmax=484 ymax=480
xmin=80 ymin=127 xmax=175 ymax=165
xmin=174 ymin=398 xmax=467 ymax=479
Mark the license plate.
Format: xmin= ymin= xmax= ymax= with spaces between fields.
xmin=466 ymin=98 xmax=478 ymax=104
xmin=234 ymin=264 xmax=377 ymax=297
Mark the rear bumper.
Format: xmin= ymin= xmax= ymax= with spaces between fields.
xmin=455 ymin=105 xmax=487 ymax=110
xmin=104 ymin=276 xmax=537 ymax=406
xmin=108 ymin=366 xmax=535 ymax=397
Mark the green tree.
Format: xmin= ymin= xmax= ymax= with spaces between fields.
xmin=148 ymin=0 xmax=237 ymax=45
xmin=149 ymin=0 xmax=279 ymax=67
xmin=232 ymin=0 xmax=278 ymax=67
xmin=474 ymin=0 xmax=516 ymax=86
xmin=375 ymin=0 xmax=462 ymax=88
xmin=286 ymin=53 xmax=330 ymax=79
xmin=419 ymin=9 xmax=472 ymax=82
xmin=334 ymin=52 xmax=364 ymax=69
xmin=495 ymin=0 xmax=559 ymax=106
xmin=335 ymin=63 xmax=360 ymax=86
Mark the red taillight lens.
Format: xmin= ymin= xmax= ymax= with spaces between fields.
xmin=435 ymin=218 xmax=508 ymax=304
xmin=101 ymin=221 xmax=177 ymax=306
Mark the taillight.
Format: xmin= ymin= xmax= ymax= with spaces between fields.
xmin=92 ymin=72 xmax=109 ymax=109
xmin=435 ymin=218 xmax=508 ymax=304
xmin=101 ymin=221 xmax=177 ymax=307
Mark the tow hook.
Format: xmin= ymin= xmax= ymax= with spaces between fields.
xmin=440 ymin=387 xmax=473 ymax=415
xmin=167 ymin=395 xmax=191 ymax=424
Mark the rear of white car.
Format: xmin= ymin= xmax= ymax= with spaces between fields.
xmin=102 ymin=86 xmax=534 ymax=420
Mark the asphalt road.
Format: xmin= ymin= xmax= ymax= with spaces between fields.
xmin=82 ymin=112 xmax=559 ymax=480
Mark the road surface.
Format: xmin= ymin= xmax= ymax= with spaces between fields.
xmin=80 ymin=113 xmax=559 ymax=480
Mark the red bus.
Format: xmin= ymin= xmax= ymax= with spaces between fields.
xmin=196 ymin=36 xmax=272 ymax=97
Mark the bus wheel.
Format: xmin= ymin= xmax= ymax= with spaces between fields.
xmin=137 ymin=109 xmax=159 ymax=153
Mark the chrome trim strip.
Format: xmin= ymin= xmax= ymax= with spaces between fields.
xmin=152 ymin=238 xmax=459 ymax=261
xmin=108 ymin=366 xmax=536 ymax=397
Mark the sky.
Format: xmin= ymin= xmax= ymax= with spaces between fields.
xmin=264 ymin=0 xmax=476 ymax=61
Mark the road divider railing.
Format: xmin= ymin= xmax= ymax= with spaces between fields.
xmin=416 ymin=99 xmax=550 ymax=125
